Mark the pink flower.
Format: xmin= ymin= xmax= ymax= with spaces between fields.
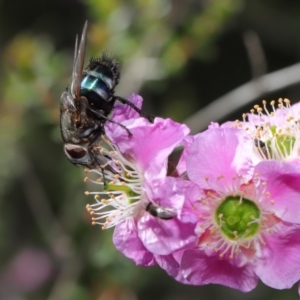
xmin=165 ymin=127 xmax=300 ymax=292
xmin=82 ymin=93 xmax=300 ymax=295
xmin=238 ymin=99 xmax=300 ymax=167
xmin=85 ymin=94 xmax=197 ymax=263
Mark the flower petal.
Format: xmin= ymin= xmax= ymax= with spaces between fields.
xmin=138 ymin=214 xmax=197 ymax=255
xmin=181 ymin=250 xmax=258 ymax=292
xmin=254 ymin=223 xmax=300 ymax=289
xmin=113 ymin=219 xmax=155 ymax=266
xmin=187 ymin=128 xmax=253 ymax=189
xmin=108 ymin=117 xmax=190 ymax=178
xmin=255 ymin=160 xmax=300 ymax=223
xmin=144 ymin=177 xmax=200 ymax=213
xmin=109 ymin=93 xmax=143 ymax=123
xmin=155 ymin=252 xmax=190 ymax=284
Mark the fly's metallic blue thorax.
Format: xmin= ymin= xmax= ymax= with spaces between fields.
xmin=80 ymin=55 xmax=120 ymax=112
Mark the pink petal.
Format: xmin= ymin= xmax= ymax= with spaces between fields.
xmin=254 ymin=223 xmax=300 ymax=289
xmin=113 ymin=219 xmax=155 ymax=266
xmin=255 ymin=161 xmax=300 ymax=223
xmin=155 ymin=252 xmax=190 ymax=284
xmin=109 ymin=93 xmax=143 ymax=123
xmin=138 ymin=214 xmax=197 ymax=255
xmin=144 ymin=177 xmax=200 ymax=213
xmin=208 ymin=121 xmax=237 ymax=128
xmin=108 ymin=117 xmax=190 ymax=178
xmin=181 ymin=250 xmax=258 ymax=292
xmin=187 ymin=128 xmax=253 ymax=190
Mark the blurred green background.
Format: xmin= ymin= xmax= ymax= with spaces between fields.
xmin=1 ymin=0 xmax=300 ymax=299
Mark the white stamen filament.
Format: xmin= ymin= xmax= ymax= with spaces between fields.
xmin=85 ymin=138 xmax=145 ymax=229
xmin=243 ymin=99 xmax=300 ymax=162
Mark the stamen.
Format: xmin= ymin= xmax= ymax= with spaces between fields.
xmin=196 ymin=172 xmax=281 ymax=263
xmin=242 ymin=99 xmax=300 ymax=162
xmin=84 ymin=136 xmax=145 ymax=230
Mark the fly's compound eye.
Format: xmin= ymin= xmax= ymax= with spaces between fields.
xmin=65 ymin=144 xmax=87 ymax=159
xmin=63 ymin=144 xmax=93 ymax=167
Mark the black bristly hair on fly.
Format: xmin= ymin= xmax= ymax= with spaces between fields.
xmin=88 ymin=53 xmax=120 ymax=85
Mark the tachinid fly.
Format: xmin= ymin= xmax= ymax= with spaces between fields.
xmin=60 ymin=21 xmax=150 ymax=170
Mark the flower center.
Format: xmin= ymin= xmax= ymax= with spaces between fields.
xmin=255 ymin=125 xmax=296 ymax=160
xmin=215 ymin=196 xmax=260 ymax=241
xmin=238 ymin=98 xmax=300 ymax=161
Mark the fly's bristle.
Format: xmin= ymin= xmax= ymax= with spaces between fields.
xmin=88 ymin=53 xmax=120 ymax=85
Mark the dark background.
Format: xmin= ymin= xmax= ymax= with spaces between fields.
xmin=0 ymin=0 xmax=300 ymax=299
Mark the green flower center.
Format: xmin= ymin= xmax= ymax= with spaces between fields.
xmin=105 ymin=183 xmax=138 ymax=203
xmin=265 ymin=126 xmax=295 ymax=158
xmin=215 ymin=196 xmax=260 ymax=240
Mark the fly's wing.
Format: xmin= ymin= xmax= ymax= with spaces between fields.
xmin=70 ymin=21 xmax=88 ymax=101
